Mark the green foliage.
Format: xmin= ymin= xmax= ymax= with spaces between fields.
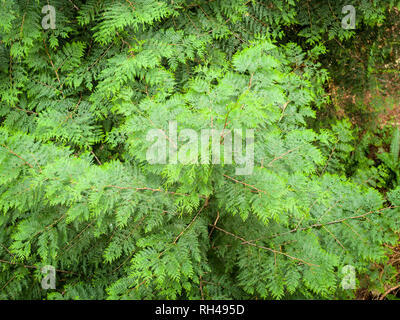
xmin=0 ymin=0 xmax=399 ymax=300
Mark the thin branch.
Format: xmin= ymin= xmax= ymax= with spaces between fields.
xmin=0 ymin=144 xmax=34 ymax=169
xmin=223 ymin=174 xmax=266 ymax=194
xmin=278 ymin=100 xmax=291 ymax=122
xmin=13 ymin=106 xmax=38 ymax=115
xmin=208 ymin=211 xmax=220 ymax=239
xmin=267 ymin=147 xmax=301 ymax=167
xmin=173 ymin=198 xmax=209 ymax=244
xmin=211 ymin=225 xmax=319 ymax=267
xmin=319 ymin=144 xmax=337 ymax=176
xmin=1 ymin=275 xmax=16 ymax=291
xmin=0 ymin=243 xmax=14 ymax=257
xmin=0 ymin=259 xmax=78 ymax=275
xmin=322 ymin=226 xmax=346 ymax=251
xmin=104 ymin=184 xmax=203 ymax=198
xmin=43 ymin=39 xmax=63 ymax=95
xmin=268 ymin=206 xmax=399 ymax=239
xmin=380 ymin=284 xmax=400 ymax=300
xmin=68 ymin=0 xmax=79 ymax=10
xmin=91 ymin=150 xmax=102 ymax=165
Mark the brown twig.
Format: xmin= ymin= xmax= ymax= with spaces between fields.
xmin=173 ymin=198 xmax=209 ymax=244
xmin=43 ymin=39 xmax=63 ymax=95
xmin=267 ymin=206 xmax=399 ymax=240
xmin=0 ymin=144 xmax=34 ymax=169
xmin=267 ymin=147 xmax=301 ymax=167
xmin=380 ymin=284 xmax=400 ymax=300
xmin=223 ymin=174 xmax=266 ymax=194
xmin=208 ymin=211 xmax=220 ymax=239
xmin=0 ymin=259 xmax=77 ymax=275
xmin=211 ymin=225 xmax=319 ymax=267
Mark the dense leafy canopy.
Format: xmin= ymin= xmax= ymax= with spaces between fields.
xmin=0 ymin=0 xmax=400 ymax=300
